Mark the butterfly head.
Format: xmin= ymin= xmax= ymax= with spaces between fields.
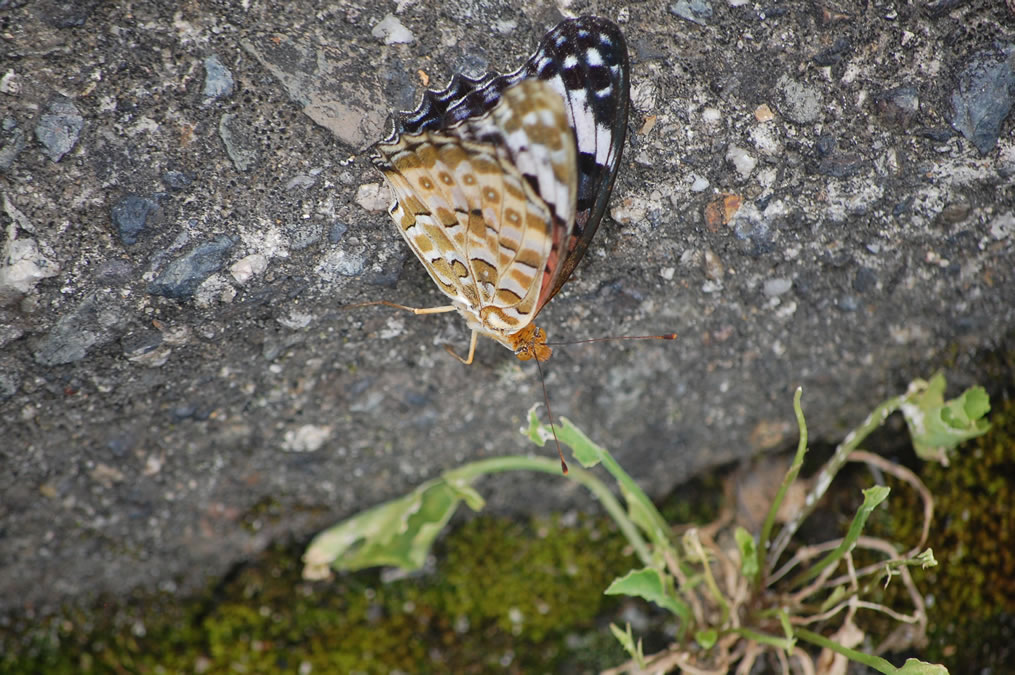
xmin=507 ymin=324 xmax=552 ymax=362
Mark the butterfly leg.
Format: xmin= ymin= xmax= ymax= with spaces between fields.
xmin=346 ymin=301 xmax=478 ymax=365
xmin=342 ymin=300 xmax=458 ymax=315
xmin=443 ymin=330 xmax=478 ymax=365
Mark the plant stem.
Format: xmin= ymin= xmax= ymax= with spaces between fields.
xmin=769 ymin=392 xmax=908 ymax=562
xmin=760 ymin=387 xmax=808 ymax=581
xmin=795 ymin=628 xmax=898 ymax=673
xmin=443 ymin=455 xmax=654 ymax=566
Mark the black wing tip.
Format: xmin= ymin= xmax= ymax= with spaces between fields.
xmin=544 ymin=16 xmax=630 ymax=62
xmin=379 ymin=16 xmax=630 ymax=145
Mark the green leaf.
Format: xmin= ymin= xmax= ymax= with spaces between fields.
xmin=560 ymin=417 xmax=608 ymax=468
xmin=622 ymin=484 xmax=665 ymax=543
xmin=609 ymin=622 xmax=645 ymax=668
xmin=897 ymin=658 xmax=949 ymax=674
xmin=302 ymin=478 xmax=471 ymax=577
xmin=695 ymin=628 xmax=718 ymax=649
xmin=902 ymin=373 xmax=991 ymax=463
xmin=789 ymin=486 xmax=889 ymax=588
xmin=819 ymin=585 xmax=848 ymax=613
xmin=605 ymin=568 xmax=691 ymax=621
xmin=735 ymin=526 xmax=759 ymax=581
xmin=524 ymin=406 xmax=550 ymax=447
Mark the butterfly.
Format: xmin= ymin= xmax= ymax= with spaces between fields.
xmin=372 ymin=16 xmax=630 ymax=367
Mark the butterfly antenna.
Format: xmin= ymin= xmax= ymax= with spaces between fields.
xmin=546 ymin=333 xmax=677 ymax=347
xmin=534 ymin=356 xmax=568 ymax=474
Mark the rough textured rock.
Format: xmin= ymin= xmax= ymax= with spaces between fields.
xmin=0 ymin=1 xmax=1013 ymax=616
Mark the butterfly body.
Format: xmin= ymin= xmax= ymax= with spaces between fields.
xmin=374 ymin=16 xmax=629 ymax=363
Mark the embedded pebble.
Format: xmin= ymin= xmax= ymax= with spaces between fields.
xmin=34 ymin=293 xmax=126 ymax=366
xmin=122 ymin=330 xmax=171 ymax=367
xmin=610 ymin=196 xmax=649 ymax=224
xmin=329 ymin=222 xmax=349 ymax=243
xmin=853 ymin=267 xmax=877 ymax=293
xmin=286 ymin=174 xmax=315 ymax=190
xmin=315 ymin=246 xmax=367 ymax=280
xmin=0 ymin=314 xmax=24 ymax=348
xmin=194 ymin=274 xmax=236 ymax=308
xmin=817 ymin=154 xmax=866 ymax=178
xmin=0 ymin=71 xmax=20 ymax=95
xmin=285 ymin=222 xmax=322 ymax=250
xmin=703 ymin=249 xmax=724 ymax=281
xmin=230 ymin=254 xmax=268 ymax=284
xmin=218 ymin=113 xmax=258 ymax=171
xmin=726 ymin=144 xmax=757 ymax=180
xmin=0 ymin=217 xmax=60 ymax=300
xmin=689 ymin=174 xmax=709 ymax=192
xmin=148 ymin=236 xmax=234 ymax=300
xmin=203 ymin=55 xmax=234 ymax=99
xmin=356 ymin=183 xmax=390 ymax=212
xmin=35 ymin=100 xmax=84 ymax=162
xmin=669 ymin=0 xmax=713 ymax=25
xmin=282 ymin=425 xmax=333 ymax=452
xmin=750 ymin=124 xmax=782 ymax=155
xmin=162 ymin=170 xmax=193 ymax=190
xmin=763 ymin=278 xmax=793 ymax=297
xmin=754 ymin=104 xmax=775 ymax=122
xmin=777 ymin=76 xmax=822 ymax=124
xmin=812 ymin=38 xmax=851 ymax=66
xmin=951 ymin=44 xmax=1015 ymax=155
xmin=111 ymin=194 xmax=158 ymax=245
xmin=876 ymin=86 xmax=920 ymax=127
xmin=989 ymin=212 xmax=1015 ymax=240
xmin=372 ymin=14 xmax=414 ymax=44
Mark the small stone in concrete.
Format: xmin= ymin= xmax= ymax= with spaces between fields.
xmin=669 ymin=0 xmax=713 ymax=25
xmin=777 ymin=76 xmax=822 ymax=124
xmin=951 ymin=44 xmax=1015 ymax=155
xmin=203 ymin=55 xmax=234 ymax=99
xmin=372 ymin=14 xmax=414 ymax=44
xmin=218 ymin=113 xmax=258 ymax=172
xmin=162 ymin=170 xmax=192 ymax=191
xmin=329 ymin=222 xmax=349 ymax=243
xmin=111 ymin=194 xmax=158 ymax=245
xmin=148 ymin=236 xmax=234 ymax=300
xmin=35 ymin=100 xmax=83 ymax=162
xmin=764 ymin=278 xmax=793 ymax=297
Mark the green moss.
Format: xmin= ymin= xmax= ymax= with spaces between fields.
xmin=1 ymin=512 xmax=636 ymax=673
xmin=438 ymin=515 xmax=632 ymax=642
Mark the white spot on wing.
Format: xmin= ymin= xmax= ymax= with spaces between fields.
xmin=594 ymin=123 xmax=612 ymax=165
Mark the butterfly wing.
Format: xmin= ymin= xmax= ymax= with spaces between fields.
xmin=375 ymin=78 xmax=577 ymax=337
xmin=384 ymin=16 xmax=630 ymax=312
xmin=526 ymin=18 xmax=630 ymax=306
